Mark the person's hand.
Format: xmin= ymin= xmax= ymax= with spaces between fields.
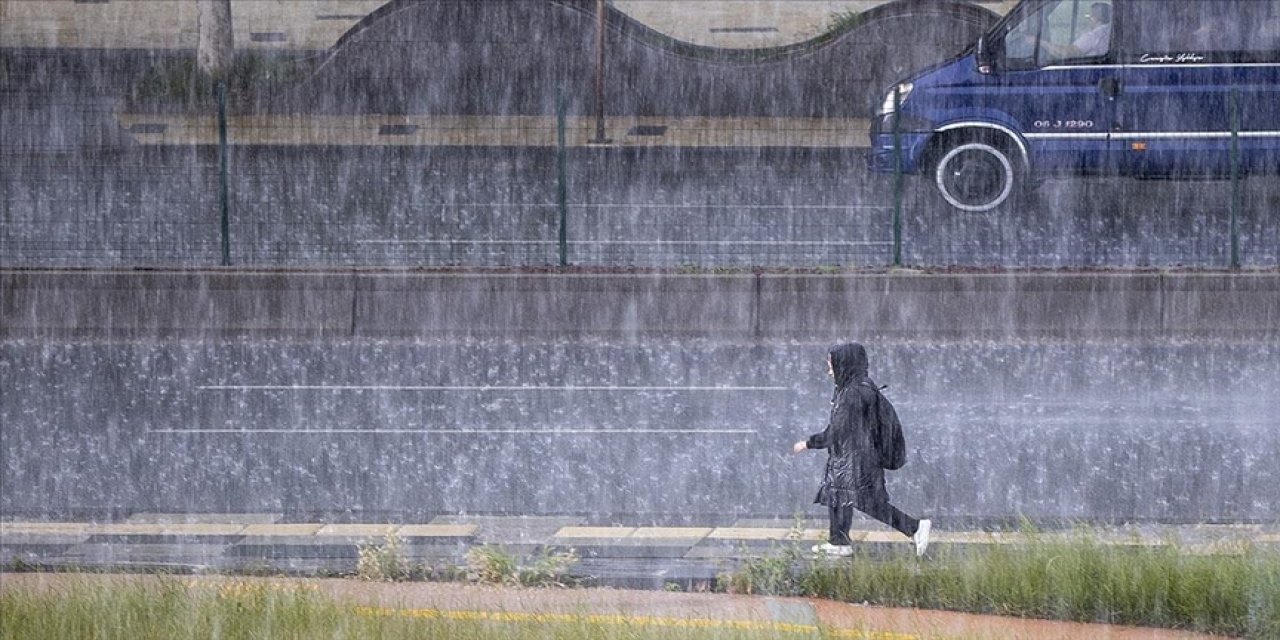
xmin=792 ymin=441 xmax=807 ymax=453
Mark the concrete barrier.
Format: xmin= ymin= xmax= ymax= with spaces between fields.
xmin=3 ymin=269 xmax=1277 ymax=341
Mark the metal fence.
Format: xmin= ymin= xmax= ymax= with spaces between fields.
xmin=2 ymin=49 xmax=1277 ymax=269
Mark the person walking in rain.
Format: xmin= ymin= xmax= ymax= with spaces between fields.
xmin=793 ymin=343 xmax=931 ymax=557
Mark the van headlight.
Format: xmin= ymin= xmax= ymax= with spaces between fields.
xmin=877 ymin=82 xmax=914 ymax=116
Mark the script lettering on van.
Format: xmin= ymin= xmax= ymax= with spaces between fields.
xmin=1138 ymin=53 xmax=1207 ymax=64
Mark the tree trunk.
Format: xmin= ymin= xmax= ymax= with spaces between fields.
xmin=197 ymin=0 xmax=234 ymax=79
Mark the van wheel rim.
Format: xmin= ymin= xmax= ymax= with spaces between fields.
xmin=937 ymin=143 xmax=1014 ymax=211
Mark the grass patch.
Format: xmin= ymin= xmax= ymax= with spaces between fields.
xmin=0 ymin=576 xmax=808 ymax=640
xmin=727 ymin=527 xmax=1280 ymax=638
xmin=465 ymin=544 xmax=580 ymax=587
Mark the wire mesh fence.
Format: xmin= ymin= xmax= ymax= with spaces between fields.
xmin=5 ymin=101 xmax=1274 ymax=270
xmin=2 ymin=2 xmax=1277 ymax=270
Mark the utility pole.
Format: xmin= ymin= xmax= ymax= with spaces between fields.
xmin=590 ymin=0 xmax=611 ymax=144
xmin=198 ymin=0 xmax=234 ymax=266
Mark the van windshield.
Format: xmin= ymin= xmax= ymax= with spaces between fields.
xmin=1003 ymin=0 xmax=1114 ymax=67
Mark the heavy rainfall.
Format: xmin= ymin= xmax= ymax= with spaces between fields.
xmin=1 ymin=1 xmax=1278 ymax=638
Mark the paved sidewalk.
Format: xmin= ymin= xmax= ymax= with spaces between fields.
xmin=2 ymin=516 xmax=1275 ymax=591
xmin=115 ymin=113 xmax=872 ymax=148
xmin=0 ymin=572 xmax=1230 ymax=639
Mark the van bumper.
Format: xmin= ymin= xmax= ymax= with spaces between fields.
xmin=866 ymin=131 xmax=931 ymax=174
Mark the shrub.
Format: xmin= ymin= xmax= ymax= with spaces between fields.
xmin=465 ymin=545 xmax=579 ymax=587
xmin=356 ymin=528 xmax=411 ymax=582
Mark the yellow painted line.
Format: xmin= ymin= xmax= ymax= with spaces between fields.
xmin=553 ymin=526 xmax=637 ymax=539
xmin=398 ymin=524 xmax=478 ymax=538
xmin=354 ymin=606 xmax=918 ymax=639
xmin=114 ymin=114 xmax=871 ymax=149
xmin=631 ymin=527 xmax=713 ymax=539
xmin=239 ymin=524 xmax=324 ymax=536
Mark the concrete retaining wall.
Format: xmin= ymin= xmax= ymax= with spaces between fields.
xmin=3 ymin=269 xmax=1277 ymax=341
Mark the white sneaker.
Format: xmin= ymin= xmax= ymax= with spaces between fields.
xmin=914 ymin=519 xmax=932 ymax=557
xmin=811 ymin=542 xmax=854 ymax=557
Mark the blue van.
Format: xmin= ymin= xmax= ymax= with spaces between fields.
xmin=868 ymin=0 xmax=1280 ymax=211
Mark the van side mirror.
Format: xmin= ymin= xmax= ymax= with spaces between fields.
xmin=976 ymin=35 xmax=997 ymax=74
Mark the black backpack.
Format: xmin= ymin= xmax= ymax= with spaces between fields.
xmin=862 ymin=382 xmax=907 ymax=470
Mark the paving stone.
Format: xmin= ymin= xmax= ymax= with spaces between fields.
xmin=1 ymin=544 xmax=77 ymax=564
xmin=0 ymin=522 xmax=91 ymax=536
xmin=683 ymin=544 xmax=779 ymax=560
xmin=432 ymin=515 xmax=584 ymax=546
xmin=82 ymin=523 xmax=246 ymax=545
xmin=221 ymin=556 xmax=358 ymax=575
xmin=63 ymin=543 xmax=232 ymax=567
xmin=684 ymin=545 xmax=741 ymax=560
xmin=555 ymin=538 xmax=704 ymax=560
xmin=732 ymin=518 xmax=822 ymax=529
xmin=125 ymin=513 xmax=281 ymax=525
xmin=707 ymin=527 xmax=826 ymax=541
xmin=860 ymin=531 xmax=903 ymax=544
xmin=240 ymin=524 xmax=324 ymax=536
xmin=0 ymin=532 xmax=90 ymax=546
xmin=87 ymin=523 xmax=247 ymax=537
xmin=399 ymin=545 xmax=471 ymax=560
xmin=230 ymin=536 xmax=365 ymax=559
xmin=631 ymin=527 xmax=712 ymax=540
xmin=5 ymin=521 xmax=1262 ymax=584
xmin=570 ymin=558 xmax=722 ymax=591
xmin=398 ymin=524 xmax=478 ymax=541
xmin=554 ymin=526 xmax=637 ymax=539
xmin=315 ymin=524 xmax=399 ymax=538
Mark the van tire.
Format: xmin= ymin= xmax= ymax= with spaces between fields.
xmin=932 ymin=141 xmax=1021 ymax=212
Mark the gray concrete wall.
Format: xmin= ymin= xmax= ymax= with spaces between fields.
xmin=4 ymin=270 xmax=1278 ymax=341
xmin=4 ymin=269 xmax=1279 ymax=524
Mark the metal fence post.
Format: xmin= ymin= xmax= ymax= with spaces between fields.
xmin=892 ymin=84 xmax=903 ymax=268
xmin=556 ymin=86 xmax=569 ymax=267
xmin=216 ymin=80 xmax=231 ymax=266
xmin=1229 ymin=88 xmax=1240 ymax=269
xmin=591 ymin=0 xmax=610 ymax=145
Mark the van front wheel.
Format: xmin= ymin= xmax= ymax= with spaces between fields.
xmin=933 ymin=141 xmax=1018 ymax=212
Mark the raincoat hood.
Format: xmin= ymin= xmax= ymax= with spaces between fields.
xmin=829 ymin=342 xmax=870 ymax=391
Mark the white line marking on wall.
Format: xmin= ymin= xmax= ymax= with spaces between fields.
xmin=197 ymin=385 xmax=791 ymax=391
xmin=150 ymin=429 xmax=758 ymax=435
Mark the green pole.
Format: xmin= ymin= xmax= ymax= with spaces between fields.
xmin=892 ymin=84 xmax=903 ymax=268
xmin=556 ymin=87 xmax=569 ymax=267
xmin=1228 ymin=88 xmax=1240 ymax=269
xmin=216 ymin=80 xmax=231 ymax=266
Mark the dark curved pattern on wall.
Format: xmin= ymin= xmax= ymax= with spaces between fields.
xmin=262 ymin=0 xmax=997 ymax=117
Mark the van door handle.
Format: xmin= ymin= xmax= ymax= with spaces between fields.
xmin=1098 ymin=77 xmax=1123 ymax=99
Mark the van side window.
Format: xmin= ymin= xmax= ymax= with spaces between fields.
xmin=1126 ymin=0 xmax=1280 ymax=63
xmin=1004 ymin=0 xmax=1113 ymax=68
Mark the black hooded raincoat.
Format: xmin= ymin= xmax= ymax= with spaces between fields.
xmin=807 ymin=343 xmax=904 ymax=508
